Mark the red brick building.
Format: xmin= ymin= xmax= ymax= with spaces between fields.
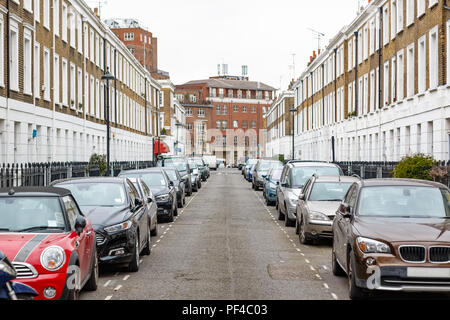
xmin=105 ymin=19 xmax=158 ymax=74
xmin=176 ymin=76 xmax=275 ymax=163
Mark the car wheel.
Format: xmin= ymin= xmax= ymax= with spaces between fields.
xmin=128 ymin=237 xmax=140 ymax=273
xmin=198 ymin=181 xmax=202 ymax=189
xmin=285 ymin=206 xmax=295 ymax=227
xmin=142 ymin=223 xmax=152 ymax=256
xmin=174 ymin=205 xmax=178 ymax=217
xmin=295 ymin=219 xmax=300 ymax=235
xmin=348 ymin=252 xmax=366 ymax=300
xmin=332 ymin=245 xmax=346 ymax=277
xmin=299 ymin=218 xmax=312 ymax=245
xmin=167 ymin=208 xmax=175 ymax=223
xmin=151 ymin=222 xmax=158 ymax=237
xmin=278 ymin=203 xmax=285 ymax=221
xmin=84 ymin=247 xmax=99 ymax=291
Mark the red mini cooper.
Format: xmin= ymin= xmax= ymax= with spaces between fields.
xmin=0 ymin=187 xmax=98 ymax=300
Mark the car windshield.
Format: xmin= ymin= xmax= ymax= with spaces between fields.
xmin=124 ymin=173 xmax=167 ymax=188
xmin=270 ymin=169 xmax=283 ymax=182
xmin=0 ymin=197 xmax=66 ymax=233
xmin=60 ymin=183 xmax=127 ymax=207
xmin=158 ymin=159 xmax=187 ymax=173
xmin=291 ymin=166 xmax=341 ymax=187
xmin=358 ymin=186 xmax=450 ymax=218
xmin=164 ymin=170 xmax=178 ymax=181
xmin=247 ymin=159 xmax=258 ymax=166
xmin=189 ymin=161 xmax=198 ymax=169
xmin=194 ymin=159 xmax=204 ymax=167
xmin=309 ymin=182 xmax=353 ymax=201
xmin=258 ymin=162 xmax=283 ymax=172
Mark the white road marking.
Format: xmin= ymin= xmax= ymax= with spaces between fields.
xmin=114 ymin=285 xmax=122 ymax=291
xmin=310 ymin=266 xmax=316 ymax=271
xmin=105 ymin=295 xmax=113 ymax=300
xmin=331 ymin=293 xmax=338 ymax=300
xmin=305 ymin=259 xmax=310 ymax=264
xmin=104 ymin=280 xmax=112 ymax=287
xmin=324 ymin=283 xmax=330 ymax=289
xmin=123 ymin=275 xmax=130 ymax=281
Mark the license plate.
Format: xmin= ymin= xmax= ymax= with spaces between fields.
xmin=407 ymin=268 xmax=450 ymax=278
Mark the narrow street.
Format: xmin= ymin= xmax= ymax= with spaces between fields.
xmin=81 ymin=169 xmax=348 ymax=300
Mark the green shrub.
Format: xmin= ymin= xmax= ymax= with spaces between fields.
xmin=87 ymin=154 xmax=108 ymax=176
xmin=392 ymin=154 xmax=436 ymax=181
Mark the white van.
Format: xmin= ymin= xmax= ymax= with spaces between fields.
xmin=203 ymin=155 xmax=218 ymax=171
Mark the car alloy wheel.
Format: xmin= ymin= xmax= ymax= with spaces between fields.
xmin=128 ymin=237 xmax=140 ymax=272
xmin=295 ymin=219 xmax=300 ymax=235
xmin=348 ymin=252 xmax=366 ymax=300
xmin=278 ymin=204 xmax=285 ymax=221
xmin=299 ymin=218 xmax=311 ymax=245
xmin=85 ymin=248 xmax=99 ymax=291
xmin=142 ymin=223 xmax=151 ymax=256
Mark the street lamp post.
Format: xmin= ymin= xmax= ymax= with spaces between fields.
xmin=290 ymin=108 xmax=297 ymax=161
xmin=101 ymin=68 xmax=115 ymax=176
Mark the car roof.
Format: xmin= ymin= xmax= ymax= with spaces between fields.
xmin=119 ymin=168 xmax=165 ymax=174
xmin=0 ymin=186 xmax=73 ymax=197
xmin=289 ymin=162 xmax=339 ymax=168
xmin=51 ymin=177 xmax=127 ymax=185
xmin=361 ymin=178 xmax=448 ymax=188
xmin=313 ymin=176 xmax=360 ymax=183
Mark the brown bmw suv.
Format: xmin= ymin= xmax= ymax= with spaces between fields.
xmin=332 ymin=179 xmax=450 ymax=299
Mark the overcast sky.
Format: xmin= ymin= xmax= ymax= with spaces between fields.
xmin=93 ymin=0 xmax=361 ymax=90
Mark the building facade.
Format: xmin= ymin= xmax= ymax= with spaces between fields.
xmin=265 ymin=91 xmax=295 ymax=159
xmin=0 ymin=0 xmax=161 ymax=164
xmin=290 ymin=0 xmax=450 ymax=162
xmin=176 ymin=76 xmax=275 ymax=163
xmin=105 ymin=18 xmax=157 ymax=75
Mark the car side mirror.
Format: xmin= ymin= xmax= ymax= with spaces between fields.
xmin=339 ymin=203 xmax=352 ymax=218
xmin=147 ymin=197 xmax=153 ymax=203
xmin=134 ymin=198 xmax=143 ymax=208
xmin=75 ymin=216 xmax=87 ymax=235
xmin=169 ymin=181 xmax=174 ymax=187
xmin=299 ymin=194 xmax=306 ymax=201
xmin=190 ymin=169 xmax=194 ymax=174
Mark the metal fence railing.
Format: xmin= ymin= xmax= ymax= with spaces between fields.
xmin=0 ymin=161 xmax=155 ymax=188
xmin=335 ymin=162 xmax=398 ymax=179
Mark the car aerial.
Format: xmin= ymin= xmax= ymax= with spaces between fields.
xmin=252 ymin=159 xmax=283 ymax=191
xmin=243 ymin=159 xmax=258 ymax=178
xmin=118 ymin=168 xmax=178 ymax=223
xmin=188 ymin=158 xmax=202 ymax=192
xmin=296 ymin=175 xmax=359 ymax=245
xmin=277 ymin=161 xmax=344 ymax=227
xmin=162 ymin=167 xmax=186 ymax=208
xmin=332 ymin=178 xmax=450 ymax=300
xmin=51 ymin=178 xmax=151 ymax=273
xmin=263 ymin=167 xmax=283 ymax=206
xmin=127 ymin=177 xmax=159 ymax=237
xmin=193 ymin=157 xmax=209 ymax=182
xmin=0 ymin=187 xmax=98 ymax=300
xmin=157 ymin=156 xmax=193 ymax=196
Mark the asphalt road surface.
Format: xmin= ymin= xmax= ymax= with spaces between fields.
xmin=80 ymin=168 xmax=449 ymax=301
xmin=81 ymin=168 xmax=347 ymax=300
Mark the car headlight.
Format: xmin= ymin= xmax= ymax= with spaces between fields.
xmin=357 ymin=237 xmax=391 ymax=254
xmin=0 ymin=260 xmax=16 ymax=277
xmin=40 ymin=246 xmax=66 ymax=272
xmin=156 ymin=194 xmax=170 ymax=202
xmin=104 ymin=221 xmax=133 ymax=234
xmin=308 ymin=211 xmax=329 ymax=221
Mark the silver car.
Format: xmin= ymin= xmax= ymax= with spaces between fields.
xmin=277 ymin=161 xmax=344 ymax=227
xmin=295 ymin=175 xmax=359 ymax=244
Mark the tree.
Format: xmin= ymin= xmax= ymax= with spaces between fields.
xmin=86 ymin=154 xmax=108 ymax=177
xmin=392 ymin=154 xmax=436 ymax=181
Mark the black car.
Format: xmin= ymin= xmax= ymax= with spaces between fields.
xmin=118 ymin=168 xmax=178 ymax=223
xmin=51 ymin=178 xmax=152 ymax=273
xmin=157 ymin=156 xmax=193 ymax=196
xmin=162 ymin=167 xmax=186 ymax=208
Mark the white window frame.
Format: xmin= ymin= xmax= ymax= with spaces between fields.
xmin=429 ymin=26 xmax=439 ymax=90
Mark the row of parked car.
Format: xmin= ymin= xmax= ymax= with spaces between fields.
xmin=243 ymin=158 xmax=450 ymax=299
xmin=0 ymin=156 xmax=211 ymax=300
